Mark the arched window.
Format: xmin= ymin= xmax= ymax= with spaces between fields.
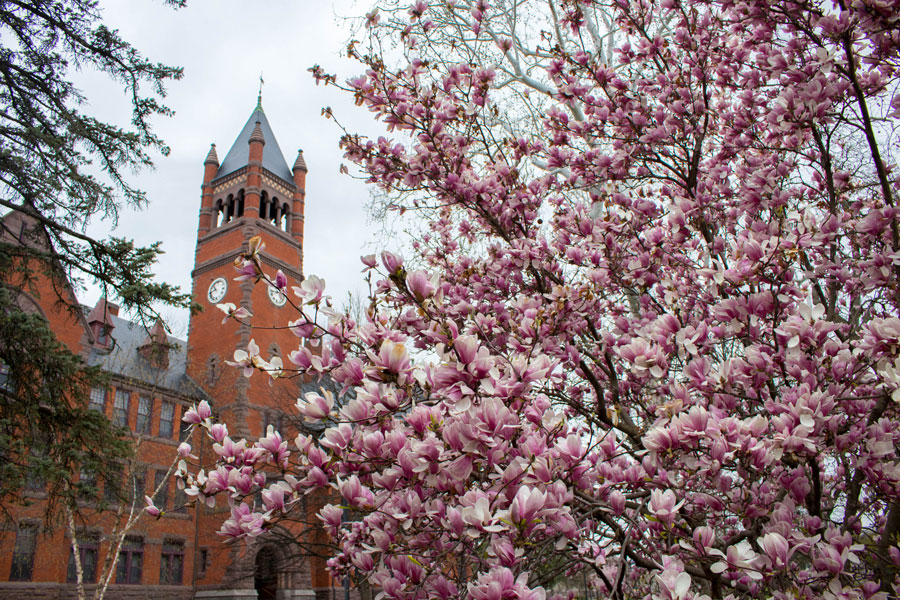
xmin=269 ymin=196 xmax=279 ymax=228
xmin=213 ymin=199 xmax=223 ymax=228
xmin=236 ymin=189 xmax=245 ymax=218
xmin=225 ymin=194 xmax=235 ymax=224
xmin=280 ymin=203 xmax=290 ymax=232
xmin=260 ymin=191 xmax=270 ymax=221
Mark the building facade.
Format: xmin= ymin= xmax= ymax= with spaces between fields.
xmin=0 ymin=100 xmax=335 ymax=600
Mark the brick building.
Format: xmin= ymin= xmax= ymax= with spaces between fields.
xmin=0 ymin=99 xmax=335 ymax=600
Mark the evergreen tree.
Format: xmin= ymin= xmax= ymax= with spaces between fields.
xmin=0 ymin=0 xmax=189 ymax=522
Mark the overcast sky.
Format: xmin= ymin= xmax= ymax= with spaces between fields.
xmin=79 ymin=0 xmax=388 ymax=335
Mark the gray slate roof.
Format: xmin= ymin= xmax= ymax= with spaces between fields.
xmin=215 ymin=104 xmax=293 ymax=184
xmin=85 ymin=312 xmax=202 ymax=399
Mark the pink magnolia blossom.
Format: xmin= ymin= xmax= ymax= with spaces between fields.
xmin=258 ymin=428 xmax=289 ymax=468
xmin=318 ymin=504 xmax=343 ymax=536
xmin=377 ymin=339 xmax=411 ymax=374
xmin=226 ymin=339 xmax=260 ymax=377
xmin=710 ymin=541 xmax=764 ymax=580
xmin=608 ymin=490 xmax=626 ymax=516
xmin=467 ymin=568 xmax=545 ymax=600
xmin=144 ymin=495 xmax=161 ymax=518
xmin=360 ymin=254 xmax=377 ymax=270
xmin=208 ymin=422 xmax=227 ymax=444
xmin=288 ymin=317 xmax=316 ymax=339
xmin=261 ymin=481 xmax=292 ymax=513
xmin=272 ymin=269 xmax=287 ymax=291
xmin=293 ymin=274 xmax=326 ymax=304
xmin=182 ymin=400 xmax=211 ymax=424
xmin=758 ymin=532 xmax=795 ymax=571
xmin=655 ymin=563 xmax=692 ymax=600
xmin=288 ymin=346 xmax=324 ymax=371
xmin=509 ymin=486 xmax=547 ymax=524
xmin=202 ymin=467 xmax=229 ymax=496
xmin=337 ymin=475 xmax=374 ymax=508
xmin=648 ymin=489 xmax=685 ymax=526
xmin=216 ymin=302 xmax=252 ymax=324
xmin=406 ymin=269 xmax=436 ymax=300
xmin=233 ymin=259 xmax=260 ymax=283
xmin=296 ymin=390 xmax=334 ymax=421
xmin=219 ymin=502 xmax=265 ymax=538
xmin=380 ymin=250 xmax=403 ymax=274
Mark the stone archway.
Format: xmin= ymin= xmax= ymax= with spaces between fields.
xmin=254 ymin=545 xmax=279 ymax=600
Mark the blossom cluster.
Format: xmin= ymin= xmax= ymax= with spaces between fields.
xmin=172 ymin=0 xmax=900 ymax=599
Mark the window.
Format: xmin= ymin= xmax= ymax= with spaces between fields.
xmin=89 ymin=387 xmax=107 ymax=412
xmin=104 ymin=466 xmax=122 ymax=504
xmin=198 ymin=548 xmax=208 ymax=578
xmin=96 ymin=325 xmax=109 ymax=346
xmin=153 ymin=470 xmax=169 ymax=511
xmin=79 ymin=468 xmax=97 ymax=501
xmin=24 ymin=442 xmax=47 ymax=492
xmin=113 ymin=390 xmax=130 ymax=428
xmin=115 ymin=537 xmax=143 ymax=584
xmin=159 ymin=401 xmax=174 ymax=438
xmin=24 ymin=468 xmax=45 ymax=492
xmin=67 ymin=537 xmax=99 ymax=583
xmin=159 ymin=540 xmax=184 ymax=585
xmin=131 ymin=467 xmax=146 ymax=502
xmin=136 ymin=396 xmax=153 ymax=435
xmin=9 ymin=523 xmax=37 ymax=581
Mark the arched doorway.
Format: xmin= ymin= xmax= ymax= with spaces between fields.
xmin=254 ymin=545 xmax=278 ymax=600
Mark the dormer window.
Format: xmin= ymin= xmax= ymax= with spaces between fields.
xmin=86 ymin=299 xmax=118 ymax=350
xmin=137 ymin=320 xmax=171 ymax=370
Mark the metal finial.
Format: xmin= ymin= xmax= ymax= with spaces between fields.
xmin=257 ymin=72 xmax=264 ymax=109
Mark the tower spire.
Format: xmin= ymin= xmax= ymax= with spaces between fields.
xmin=213 ymin=98 xmax=291 ymax=182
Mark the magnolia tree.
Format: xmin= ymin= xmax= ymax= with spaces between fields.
xmin=172 ymin=0 xmax=900 ymax=598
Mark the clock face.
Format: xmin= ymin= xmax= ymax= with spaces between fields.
xmin=207 ymin=277 xmax=227 ymax=304
xmin=268 ymin=285 xmax=287 ymax=307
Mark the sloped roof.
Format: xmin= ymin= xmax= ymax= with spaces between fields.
xmin=215 ymin=103 xmax=293 ymax=184
xmin=85 ymin=298 xmax=116 ymax=327
xmin=85 ymin=311 xmax=203 ymax=399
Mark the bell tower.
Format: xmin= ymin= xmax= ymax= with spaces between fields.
xmin=187 ymin=96 xmax=308 ymax=439
xmin=186 ymin=97 xmax=320 ymax=597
